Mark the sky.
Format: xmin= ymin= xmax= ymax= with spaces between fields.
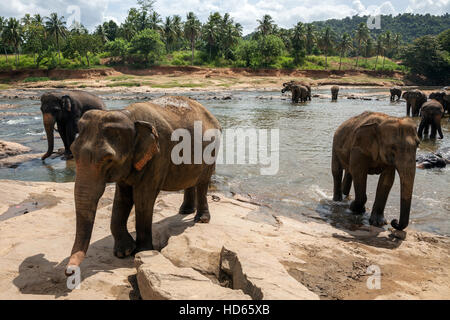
xmin=1 ymin=0 xmax=449 ymax=34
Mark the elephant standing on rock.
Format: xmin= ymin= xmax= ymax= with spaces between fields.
xmin=402 ymin=90 xmax=427 ymax=117
xmin=41 ymin=91 xmax=105 ymax=160
xmin=331 ymin=86 xmax=339 ymax=101
xmin=418 ymin=100 xmax=444 ymax=139
xmin=332 ymin=111 xmax=419 ymax=230
xmin=65 ymin=96 xmax=221 ymax=275
xmin=429 ymin=91 xmax=450 ymax=116
xmin=390 ymin=87 xmax=402 ymax=102
xmin=282 ymin=82 xmax=309 ymax=103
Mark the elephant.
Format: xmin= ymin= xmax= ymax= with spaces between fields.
xmin=331 ymin=86 xmax=339 ymax=101
xmin=418 ymin=100 xmax=444 ymax=139
xmin=390 ymin=87 xmax=402 ymax=102
xmin=283 ymin=81 xmax=311 ymax=101
xmin=65 ymin=96 xmax=221 ymax=275
xmin=402 ymin=90 xmax=427 ymax=117
xmin=332 ymin=111 xmax=419 ymax=231
xmin=40 ymin=90 xmax=105 ymax=160
xmin=429 ymin=91 xmax=450 ymax=115
xmin=281 ymin=83 xmax=309 ymax=103
xmin=416 ymin=147 xmax=450 ymax=169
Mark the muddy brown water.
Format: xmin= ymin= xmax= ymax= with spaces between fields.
xmin=0 ymin=88 xmax=448 ymax=235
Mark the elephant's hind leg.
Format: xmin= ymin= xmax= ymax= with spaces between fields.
xmin=332 ymin=153 xmax=343 ymax=201
xmin=418 ymin=118 xmax=426 ymax=139
xmin=342 ymin=171 xmax=352 ymax=198
xmin=111 ymin=183 xmax=136 ymax=258
xmin=179 ymin=187 xmax=197 ymax=214
xmin=195 ymin=181 xmax=211 ymax=223
xmin=369 ymin=168 xmax=395 ymax=227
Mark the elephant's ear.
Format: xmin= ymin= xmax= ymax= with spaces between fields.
xmin=133 ymin=121 xmax=160 ymax=171
xmin=353 ymin=122 xmax=379 ymax=161
xmin=62 ymin=95 xmax=72 ymax=112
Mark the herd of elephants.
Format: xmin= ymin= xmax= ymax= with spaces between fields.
xmin=34 ymin=81 xmax=449 ymax=276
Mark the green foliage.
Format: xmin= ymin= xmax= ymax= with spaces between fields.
xmin=129 ymin=28 xmax=165 ymax=65
xmin=63 ymin=33 xmax=103 ymax=66
xmin=235 ymin=40 xmax=258 ymax=68
xmin=105 ymin=38 xmax=130 ymax=62
xmin=257 ymin=35 xmax=285 ymax=67
xmin=438 ymin=29 xmax=450 ymax=52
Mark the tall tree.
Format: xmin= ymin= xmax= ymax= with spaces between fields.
xmin=0 ymin=16 xmax=8 ymax=62
xmin=291 ymin=22 xmax=306 ymax=65
xmin=338 ymin=32 xmax=352 ymax=70
xmin=382 ymin=30 xmax=392 ymax=70
xmin=184 ymin=12 xmax=201 ymax=65
xmin=354 ymin=22 xmax=369 ymax=69
xmin=149 ymin=11 xmax=162 ymax=31
xmin=319 ymin=27 xmax=333 ymax=68
xmin=45 ymin=13 xmax=67 ymax=64
xmin=220 ymin=13 xmax=241 ymax=59
xmin=162 ymin=16 xmax=175 ymax=52
xmin=256 ymin=15 xmax=275 ymax=37
xmin=202 ymin=12 xmax=221 ymax=60
xmin=3 ymin=18 xmax=22 ymax=66
xmin=305 ymin=24 xmax=316 ymax=55
xmin=374 ymin=34 xmax=384 ymax=71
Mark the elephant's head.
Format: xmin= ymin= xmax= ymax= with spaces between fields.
xmin=40 ymin=93 xmax=74 ymax=160
xmin=429 ymin=91 xmax=446 ymax=105
xmin=281 ymin=82 xmax=295 ymax=93
xmin=354 ymin=117 xmax=419 ymax=230
xmin=66 ymin=110 xmax=159 ymax=274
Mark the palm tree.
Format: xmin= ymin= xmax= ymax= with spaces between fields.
xmin=184 ymin=12 xmax=201 ymax=65
xmin=305 ymin=24 xmax=315 ymax=55
xmin=202 ymin=13 xmax=221 ymax=60
xmin=162 ymin=16 xmax=175 ymax=52
xmin=3 ymin=18 xmax=22 ymax=66
xmin=220 ymin=15 xmax=241 ymax=59
xmin=21 ymin=14 xmax=32 ymax=27
xmin=392 ymin=33 xmax=401 ymax=57
xmin=319 ymin=27 xmax=333 ymax=68
xmin=45 ymin=13 xmax=67 ymax=64
xmin=382 ymin=31 xmax=392 ymax=70
xmin=149 ymin=11 xmax=162 ymax=31
xmin=374 ymin=34 xmax=384 ymax=71
xmin=172 ymin=15 xmax=183 ymax=51
xmin=257 ymin=15 xmax=275 ymax=37
xmin=338 ymin=32 xmax=352 ymax=70
xmin=0 ymin=16 xmax=8 ymax=62
xmin=291 ymin=22 xmax=306 ymax=64
xmin=354 ymin=22 xmax=369 ymax=69
xmin=32 ymin=14 xmax=44 ymax=26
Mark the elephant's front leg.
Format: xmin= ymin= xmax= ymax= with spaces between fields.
xmin=349 ymin=169 xmax=368 ymax=214
xmin=179 ymin=187 xmax=197 ymax=214
xmin=57 ymin=122 xmax=69 ymax=156
xmin=134 ymin=187 xmax=159 ymax=252
xmin=111 ymin=183 xmax=135 ymax=258
xmin=195 ymin=182 xmax=211 ymax=223
xmin=369 ymin=168 xmax=395 ymax=227
xmin=406 ymin=103 xmax=411 ymax=117
xmin=64 ymin=123 xmax=76 ymax=159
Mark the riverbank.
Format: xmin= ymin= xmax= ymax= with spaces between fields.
xmin=0 ymin=66 xmax=408 ymax=93
xmin=0 ymin=180 xmax=448 ymax=300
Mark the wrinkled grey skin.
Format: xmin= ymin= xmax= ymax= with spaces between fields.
xmin=40 ymin=90 xmax=105 ymax=160
xmin=402 ymin=90 xmax=427 ymax=117
xmin=331 ymin=86 xmax=339 ymax=101
xmin=390 ymin=87 xmax=402 ymax=102
xmin=418 ymin=99 xmax=444 ymax=139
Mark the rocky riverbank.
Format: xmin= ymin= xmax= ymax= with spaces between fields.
xmin=0 ymin=180 xmax=448 ymax=300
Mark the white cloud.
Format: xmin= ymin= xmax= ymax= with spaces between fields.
xmin=0 ymin=0 xmax=448 ymax=34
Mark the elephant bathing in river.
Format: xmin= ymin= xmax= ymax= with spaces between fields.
xmin=402 ymin=90 xmax=427 ymax=117
xmin=429 ymin=91 xmax=450 ymax=116
xmin=332 ymin=111 xmax=419 ymax=231
xmin=41 ymin=90 xmax=105 ymax=160
xmin=65 ymin=96 xmax=221 ymax=275
xmin=390 ymin=87 xmax=402 ymax=102
xmin=281 ymin=82 xmax=309 ymax=103
xmin=331 ymin=86 xmax=339 ymax=101
xmin=418 ymin=100 xmax=444 ymax=139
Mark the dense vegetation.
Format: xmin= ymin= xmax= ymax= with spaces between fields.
xmin=0 ymin=0 xmax=449 ymax=83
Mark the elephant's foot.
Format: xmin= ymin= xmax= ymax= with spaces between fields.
xmin=178 ymin=203 xmax=196 ymax=215
xmin=194 ymin=210 xmax=210 ymax=223
xmin=135 ymin=239 xmax=154 ymax=253
xmin=333 ymin=194 xmax=343 ymax=202
xmin=350 ymin=200 xmax=366 ymax=214
xmin=62 ymin=153 xmax=73 ymax=160
xmin=369 ymin=213 xmax=388 ymax=227
xmin=113 ymin=234 xmax=136 ymax=258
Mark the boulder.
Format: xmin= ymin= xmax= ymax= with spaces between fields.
xmin=0 ymin=140 xmax=31 ymax=159
xmin=135 ymin=251 xmax=250 ymax=300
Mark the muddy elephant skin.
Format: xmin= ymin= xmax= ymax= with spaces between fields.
xmin=332 ymin=111 xmax=419 ymax=231
xmin=65 ymin=96 xmax=221 ymax=275
xmin=40 ymin=90 xmax=105 ymax=160
xmin=418 ymin=99 xmax=444 ymax=139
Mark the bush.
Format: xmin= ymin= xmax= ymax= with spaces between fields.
xmin=129 ymin=29 xmax=165 ymax=66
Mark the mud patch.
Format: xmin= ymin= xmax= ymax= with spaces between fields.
xmin=0 ymin=193 xmax=60 ymax=221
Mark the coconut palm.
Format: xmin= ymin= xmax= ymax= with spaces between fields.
xmin=305 ymin=24 xmax=316 ymax=55
xmin=202 ymin=13 xmax=221 ymax=60
xmin=354 ymin=22 xmax=369 ymax=69
xmin=148 ymin=11 xmax=162 ymax=31
xmin=0 ymin=17 xmax=8 ymax=62
xmin=21 ymin=14 xmax=32 ymax=27
xmin=3 ymin=18 xmax=22 ymax=65
xmin=291 ymin=22 xmax=306 ymax=64
xmin=382 ymin=31 xmax=392 ymax=70
xmin=338 ymin=32 xmax=352 ymax=70
xmin=45 ymin=13 xmax=67 ymax=64
xmin=172 ymin=15 xmax=183 ymax=51
xmin=319 ymin=27 xmax=333 ymax=68
xmin=374 ymin=34 xmax=384 ymax=71
xmin=184 ymin=12 xmax=201 ymax=65
xmin=221 ymin=14 xmax=241 ymax=59
xmin=162 ymin=16 xmax=175 ymax=52
xmin=257 ymin=14 xmax=275 ymax=37
xmin=32 ymin=14 xmax=44 ymax=26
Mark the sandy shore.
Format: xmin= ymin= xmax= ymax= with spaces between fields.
xmin=0 ymin=180 xmax=448 ymax=300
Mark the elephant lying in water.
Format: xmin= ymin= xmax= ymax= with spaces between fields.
xmin=40 ymin=91 xmax=105 ymax=160
xmin=416 ymin=147 xmax=450 ymax=169
xmin=65 ymin=96 xmax=221 ymax=275
xmin=332 ymin=111 xmax=419 ymax=231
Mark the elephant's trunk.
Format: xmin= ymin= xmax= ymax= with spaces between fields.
xmin=66 ymin=163 xmax=105 ymax=275
xmin=392 ymin=162 xmax=416 ymax=230
xmin=42 ymin=113 xmax=56 ymax=160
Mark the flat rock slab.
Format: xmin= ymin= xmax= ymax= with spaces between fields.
xmin=0 ymin=140 xmax=31 ymax=159
xmin=135 ymin=251 xmax=250 ymax=300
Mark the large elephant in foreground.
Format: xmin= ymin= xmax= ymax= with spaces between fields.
xmin=281 ymin=82 xmax=309 ymax=103
xmin=332 ymin=111 xmax=419 ymax=231
xmin=41 ymin=90 xmax=105 ymax=160
xmin=418 ymin=100 xmax=444 ymax=139
xmin=65 ymin=96 xmax=221 ymax=275
xmin=402 ymin=90 xmax=427 ymax=117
